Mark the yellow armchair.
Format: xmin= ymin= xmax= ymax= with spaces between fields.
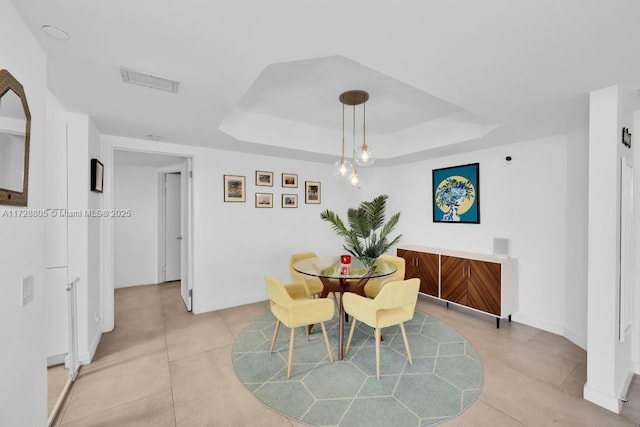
xmin=343 ymin=278 xmax=420 ymax=378
xmin=266 ymin=277 xmax=335 ymax=377
xmin=289 ymin=252 xmax=324 ymax=297
xmin=364 ymin=255 xmax=406 ymax=299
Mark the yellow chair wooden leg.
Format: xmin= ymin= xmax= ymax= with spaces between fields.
xmin=345 ymin=318 xmax=357 ymax=355
xmin=320 ymin=322 xmax=333 ymax=363
xmin=399 ymin=322 xmax=413 ymax=365
xmin=287 ymin=327 xmax=295 ymax=378
xmin=270 ymin=320 xmax=281 ymax=353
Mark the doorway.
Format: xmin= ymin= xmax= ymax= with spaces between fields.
xmin=109 ymin=150 xmax=194 ymax=327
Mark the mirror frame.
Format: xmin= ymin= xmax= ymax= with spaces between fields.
xmin=0 ymin=69 xmax=31 ymax=206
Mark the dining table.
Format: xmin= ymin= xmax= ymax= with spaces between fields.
xmin=293 ymin=256 xmax=397 ymax=360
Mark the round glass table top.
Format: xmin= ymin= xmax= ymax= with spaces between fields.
xmin=293 ymin=256 xmax=397 ymax=280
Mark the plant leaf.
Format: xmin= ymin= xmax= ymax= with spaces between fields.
xmin=321 ymin=194 xmax=401 ymax=259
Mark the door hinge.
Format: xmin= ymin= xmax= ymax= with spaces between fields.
xmin=188 ymin=170 xmax=193 ymax=179
xmin=188 ymin=289 xmax=192 ymax=298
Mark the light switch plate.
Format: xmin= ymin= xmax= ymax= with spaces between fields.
xmin=21 ymin=275 xmax=34 ymax=306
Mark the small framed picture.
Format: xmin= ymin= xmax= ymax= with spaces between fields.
xmin=305 ymin=181 xmax=321 ymax=204
xmin=255 ymin=192 xmax=273 ymax=208
xmin=282 ymin=173 xmax=298 ymax=188
xmin=91 ymin=158 xmax=104 ymax=193
xmin=282 ymin=194 xmax=298 ymax=208
xmin=223 ymin=175 xmax=246 ymax=202
xmin=255 ymin=170 xmax=273 ymax=186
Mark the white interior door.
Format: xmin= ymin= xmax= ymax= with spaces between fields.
xmin=164 ymin=172 xmax=181 ymax=282
xmin=180 ymin=159 xmax=192 ymax=311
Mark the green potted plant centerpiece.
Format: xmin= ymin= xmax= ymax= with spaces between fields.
xmin=320 ymin=194 xmax=401 ymax=267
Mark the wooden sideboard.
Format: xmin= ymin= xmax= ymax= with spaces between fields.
xmin=397 ymin=245 xmax=517 ymax=328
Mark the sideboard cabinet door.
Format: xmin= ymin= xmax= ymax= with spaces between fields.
xmin=416 ymin=252 xmax=439 ymax=297
xmin=467 ymin=260 xmax=501 ymax=315
xmin=397 ymin=249 xmax=439 ymax=297
xmin=441 ymin=255 xmax=468 ymax=306
xmin=397 ymin=248 xmax=415 ymax=279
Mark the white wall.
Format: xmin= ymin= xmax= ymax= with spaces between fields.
xmin=43 ymin=93 xmax=104 ymax=368
xmin=0 ymin=0 xmax=48 ymax=424
xmin=87 ymin=118 xmax=103 ymax=355
xmin=44 ymin=92 xmax=70 ymax=363
xmin=114 ymin=164 xmax=159 ymax=287
xmin=633 ymin=110 xmax=640 ymax=372
xmin=364 ymin=129 xmax=589 ymax=346
xmin=67 ymin=112 xmax=103 ymax=363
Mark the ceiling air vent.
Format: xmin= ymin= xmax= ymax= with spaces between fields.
xmin=120 ymin=67 xmax=180 ymax=93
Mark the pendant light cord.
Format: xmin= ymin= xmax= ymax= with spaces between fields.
xmin=341 ymin=103 xmax=345 ymax=161
xmin=363 ymin=99 xmax=366 ymax=147
xmin=352 ymin=101 xmax=357 ymax=169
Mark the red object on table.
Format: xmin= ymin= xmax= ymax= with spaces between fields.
xmin=341 ymin=254 xmax=351 ymax=264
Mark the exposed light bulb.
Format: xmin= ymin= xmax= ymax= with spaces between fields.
xmin=333 ymin=158 xmax=353 ymax=178
xmin=356 ymin=144 xmax=376 ymax=166
xmin=347 ymin=170 xmax=362 ymax=189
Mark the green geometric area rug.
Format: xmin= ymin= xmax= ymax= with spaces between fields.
xmin=232 ymin=310 xmax=483 ymax=427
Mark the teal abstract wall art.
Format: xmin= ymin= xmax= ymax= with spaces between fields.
xmin=432 ymin=163 xmax=480 ymax=223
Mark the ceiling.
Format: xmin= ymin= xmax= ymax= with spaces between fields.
xmin=10 ymin=0 xmax=640 ymax=165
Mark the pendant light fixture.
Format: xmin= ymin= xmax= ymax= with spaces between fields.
xmin=338 ymin=90 xmax=369 ymax=188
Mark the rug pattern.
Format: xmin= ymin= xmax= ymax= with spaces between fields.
xmin=232 ymin=310 xmax=483 ymax=427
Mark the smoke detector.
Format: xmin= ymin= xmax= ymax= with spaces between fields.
xmin=120 ymin=67 xmax=180 ymax=93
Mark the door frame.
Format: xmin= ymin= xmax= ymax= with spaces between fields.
xmin=102 ymin=147 xmax=194 ymax=331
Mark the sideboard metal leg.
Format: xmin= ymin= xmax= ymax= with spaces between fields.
xmin=508 ymin=314 xmax=512 ymax=322
xmin=496 ymin=318 xmax=500 ymax=329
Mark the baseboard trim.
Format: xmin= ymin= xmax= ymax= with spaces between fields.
xmin=511 ymin=312 xmax=564 ymax=335
xmin=562 ymin=326 xmax=587 ymax=350
xmin=47 ymin=353 xmax=67 ymax=367
xmin=621 ymin=371 xmax=635 ymax=401
xmin=193 ymin=293 xmax=267 ymax=314
xmin=584 ymin=383 xmax=623 ymax=413
xmin=79 ymin=328 xmax=102 ymax=364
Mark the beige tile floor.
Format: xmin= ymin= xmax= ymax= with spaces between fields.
xmin=48 ymin=281 xmax=640 ymax=426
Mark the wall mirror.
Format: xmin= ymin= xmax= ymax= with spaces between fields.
xmin=0 ymin=69 xmax=31 ymax=206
